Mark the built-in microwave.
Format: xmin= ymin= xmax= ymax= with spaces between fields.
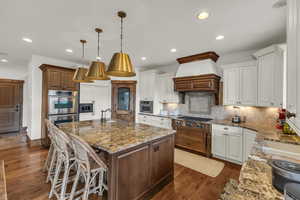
xmin=140 ymin=101 xmax=153 ymax=113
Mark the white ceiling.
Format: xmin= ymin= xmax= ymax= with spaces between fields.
xmin=0 ymin=0 xmax=286 ymax=69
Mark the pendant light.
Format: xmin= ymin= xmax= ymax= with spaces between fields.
xmin=73 ymin=40 xmax=94 ymax=83
xmin=106 ymin=11 xmax=136 ymax=77
xmin=86 ymin=28 xmax=110 ymax=80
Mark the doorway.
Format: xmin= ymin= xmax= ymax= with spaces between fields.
xmin=0 ymin=79 xmax=24 ymax=134
xmin=111 ymin=80 xmax=137 ymax=122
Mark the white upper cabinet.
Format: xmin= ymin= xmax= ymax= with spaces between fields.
xmin=286 ymin=0 xmax=300 ymax=135
xmin=139 ymin=70 xmax=157 ymax=101
xmin=223 ymin=61 xmax=257 ymax=106
xmin=254 ymin=45 xmax=284 ymax=108
xmin=157 ymin=73 xmax=179 ymax=103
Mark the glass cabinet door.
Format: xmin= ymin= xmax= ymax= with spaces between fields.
xmin=117 ymin=87 xmax=130 ymax=111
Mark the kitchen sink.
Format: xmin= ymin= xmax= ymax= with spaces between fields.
xmin=262 ymin=141 xmax=300 ymax=159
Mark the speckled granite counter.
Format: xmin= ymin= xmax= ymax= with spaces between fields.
xmin=59 ymin=119 xmax=175 ymax=154
xmin=216 ymin=120 xmax=300 ymax=200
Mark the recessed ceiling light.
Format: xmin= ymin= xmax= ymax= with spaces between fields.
xmin=65 ymin=49 xmax=73 ymax=53
xmin=1 ymin=59 xmax=8 ymax=63
xmin=170 ymin=48 xmax=177 ymax=53
xmin=197 ymin=12 xmax=209 ymax=20
xmin=22 ymin=37 xmax=33 ymax=43
xmin=141 ymin=57 xmax=147 ymax=61
xmin=216 ymin=35 xmax=225 ymax=40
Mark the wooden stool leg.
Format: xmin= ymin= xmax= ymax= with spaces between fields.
xmin=49 ymin=154 xmax=62 ymax=199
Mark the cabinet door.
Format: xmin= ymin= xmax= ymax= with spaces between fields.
xmin=116 ymin=146 xmax=151 ymax=200
xmin=212 ymin=128 xmax=226 ymax=158
xmin=226 ymin=131 xmax=243 ymax=163
xmin=151 ymin=137 xmax=174 ymax=185
xmin=240 ymin=65 xmax=257 ymax=106
xmin=224 ymin=68 xmax=240 ymax=105
xmin=258 ymin=53 xmax=275 ymax=107
xmin=47 ymin=70 xmax=62 ymax=89
xmin=62 ymin=71 xmax=77 ymax=91
xmin=243 ymin=129 xmax=257 ymax=162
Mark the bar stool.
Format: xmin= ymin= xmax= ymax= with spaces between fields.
xmin=69 ymin=134 xmax=108 ymax=200
xmin=44 ymin=119 xmax=57 ymax=183
xmin=48 ymin=123 xmax=76 ymax=200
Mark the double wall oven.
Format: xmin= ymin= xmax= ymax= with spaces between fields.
xmin=48 ymin=90 xmax=79 ymax=125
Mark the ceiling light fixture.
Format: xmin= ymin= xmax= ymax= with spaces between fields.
xmin=197 ymin=11 xmax=209 ymax=20
xmin=141 ymin=57 xmax=147 ymax=61
xmin=65 ymin=49 xmax=73 ymax=53
xmin=22 ymin=37 xmax=33 ymax=43
xmin=73 ymin=40 xmax=94 ymax=83
xmin=216 ymin=35 xmax=225 ymax=40
xmin=1 ymin=59 xmax=8 ymax=63
xmin=86 ymin=28 xmax=110 ymax=80
xmin=107 ymin=11 xmax=136 ymax=77
xmin=170 ymin=48 xmax=177 ymax=53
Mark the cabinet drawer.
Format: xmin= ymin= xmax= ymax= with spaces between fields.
xmin=212 ymin=124 xmax=242 ymax=133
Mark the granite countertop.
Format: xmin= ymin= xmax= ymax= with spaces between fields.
xmin=59 ymin=120 xmax=175 ymax=154
xmin=211 ymin=120 xmax=300 ymax=145
xmin=218 ymin=120 xmax=300 ymax=200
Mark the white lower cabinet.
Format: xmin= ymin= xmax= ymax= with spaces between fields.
xmin=243 ymin=129 xmax=257 ymax=162
xmin=212 ymin=124 xmax=256 ymax=164
xmin=138 ymin=114 xmax=172 ymax=129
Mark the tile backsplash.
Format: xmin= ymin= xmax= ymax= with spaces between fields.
xmin=163 ymin=103 xmax=278 ymax=127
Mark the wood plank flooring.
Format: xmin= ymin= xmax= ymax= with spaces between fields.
xmin=0 ymin=160 xmax=7 ymax=200
xmin=0 ymin=133 xmax=241 ymax=200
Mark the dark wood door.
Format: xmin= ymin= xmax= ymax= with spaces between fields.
xmin=150 ymin=137 xmax=174 ymax=185
xmin=61 ymin=71 xmax=77 ymax=91
xmin=0 ymin=79 xmax=23 ymax=134
xmin=111 ymin=81 xmax=137 ymax=122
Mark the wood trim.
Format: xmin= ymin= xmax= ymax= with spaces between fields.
xmin=39 ymin=64 xmax=76 ymax=72
xmin=111 ymin=80 xmax=137 ymax=84
xmin=0 ymin=79 xmax=24 ymax=84
xmin=0 ymin=160 xmax=7 ymax=200
xmin=26 ymin=135 xmax=42 ymax=147
xmin=176 ymin=52 xmax=219 ymax=64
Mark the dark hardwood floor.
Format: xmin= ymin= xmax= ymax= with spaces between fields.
xmin=0 ymin=132 xmax=241 ymax=200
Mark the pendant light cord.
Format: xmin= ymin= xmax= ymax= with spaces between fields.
xmin=120 ymin=17 xmax=123 ymax=53
xmin=97 ymin=31 xmax=100 ymax=59
xmin=82 ymin=42 xmax=85 ymax=58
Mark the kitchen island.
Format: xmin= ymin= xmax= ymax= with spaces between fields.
xmin=59 ymin=120 xmax=176 ymax=200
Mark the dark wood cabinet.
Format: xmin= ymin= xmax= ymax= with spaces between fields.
xmin=173 ymin=74 xmax=220 ymax=92
xmin=111 ymin=135 xmax=175 ymax=200
xmin=116 ymin=146 xmax=151 ymax=200
xmin=40 ymin=64 xmax=79 ymax=147
xmin=111 ymin=80 xmax=137 ymax=122
xmin=150 ymin=138 xmax=174 ymax=185
xmin=45 ymin=66 xmax=77 ymax=91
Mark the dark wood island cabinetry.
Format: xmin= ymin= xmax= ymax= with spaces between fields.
xmin=59 ymin=120 xmax=175 ymax=200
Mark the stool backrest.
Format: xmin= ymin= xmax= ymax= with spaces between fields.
xmin=69 ymin=134 xmax=107 ymax=171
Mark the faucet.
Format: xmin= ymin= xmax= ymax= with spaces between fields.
xmin=101 ymin=108 xmax=111 ymax=122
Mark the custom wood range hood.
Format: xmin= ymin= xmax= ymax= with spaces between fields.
xmin=173 ymin=52 xmax=221 ymax=104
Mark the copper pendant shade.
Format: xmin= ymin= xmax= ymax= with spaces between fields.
xmin=86 ymin=28 xmax=110 ymax=80
xmin=73 ymin=40 xmax=94 ymax=83
xmin=107 ymin=11 xmax=136 ymax=77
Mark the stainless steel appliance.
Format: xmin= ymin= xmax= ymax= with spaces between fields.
xmin=172 ymin=116 xmax=212 ymax=156
xmin=79 ymin=103 xmax=94 ymax=113
xmin=270 ymin=159 xmax=300 ymax=193
xmin=48 ymin=114 xmax=79 ymax=126
xmin=140 ymin=101 xmax=153 ymax=113
xmin=48 ymin=90 xmax=79 ymax=125
xmin=48 ymin=90 xmax=78 ymax=115
xmin=285 ymin=183 xmax=300 ymax=200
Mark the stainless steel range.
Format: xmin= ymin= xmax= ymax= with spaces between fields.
xmin=172 ymin=116 xmax=212 ymax=156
